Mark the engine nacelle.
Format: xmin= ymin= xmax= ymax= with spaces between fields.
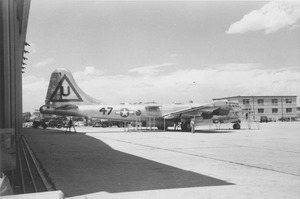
xmin=212 ymin=108 xmax=230 ymax=116
xmin=212 ymin=100 xmax=230 ymax=115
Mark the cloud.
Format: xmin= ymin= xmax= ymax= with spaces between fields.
xmin=73 ymin=63 xmax=300 ymax=105
xmin=35 ymin=58 xmax=54 ymax=67
xmin=23 ymin=64 xmax=300 ymax=112
xmin=210 ymin=63 xmax=262 ymax=71
xmin=169 ymin=53 xmax=178 ymax=58
xmin=128 ymin=63 xmax=176 ymax=75
xmin=226 ymin=1 xmax=300 ymax=34
xmin=73 ymin=66 xmax=104 ymax=80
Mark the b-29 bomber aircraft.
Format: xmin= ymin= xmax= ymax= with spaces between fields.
xmin=40 ymin=68 xmax=242 ymax=131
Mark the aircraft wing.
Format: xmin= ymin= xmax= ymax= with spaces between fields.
xmin=162 ymin=100 xmax=229 ymax=119
xmin=162 ymin=106 xmax=218 ymax=119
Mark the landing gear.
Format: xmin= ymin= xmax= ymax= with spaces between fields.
xmin=233 ymin=123 xmax=241 ymax=130
xmin=181 ymin=121 xmax=192 ymax=132
xmin=117 ymin=123 xmax=124 ymax=128
xmin=157 ymin=125 xmax=168 ymax=131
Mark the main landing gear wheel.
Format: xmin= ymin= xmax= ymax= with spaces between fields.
xmin=181 ymin=121 xmax=192 ymax=132
xmin=233 ymin=123 xmax=241 ymax=130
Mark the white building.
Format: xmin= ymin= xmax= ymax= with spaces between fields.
xmin=213 ymin=96 xmax=298 ymax=120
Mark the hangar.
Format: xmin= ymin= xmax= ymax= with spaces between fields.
xmin=213 ymin=95 xmax=298 ymax=121
xmin=0 ymin=0 xmax=31 ymax=187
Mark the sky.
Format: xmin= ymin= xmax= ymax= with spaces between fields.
xmin=23 ymin=0 xmax=300 ymax=112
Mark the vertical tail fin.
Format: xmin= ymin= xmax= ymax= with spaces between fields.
xmin=45 ymin=68 xmax=104 ymax=107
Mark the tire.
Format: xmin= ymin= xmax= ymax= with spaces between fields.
xmin=233 ymin=123 xmax=240 ymax=130
xmin=181 ymin=121 xmax=192 ymax=132
xmin=49 ymin=122 xmax=55 ymax=128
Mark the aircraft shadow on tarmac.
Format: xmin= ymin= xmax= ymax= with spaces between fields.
xmin=24 ymin=129 xmax=233 ymax=197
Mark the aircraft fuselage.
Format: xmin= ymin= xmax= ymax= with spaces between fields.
xmin=41 ymin=103 xmax=195 ymax=122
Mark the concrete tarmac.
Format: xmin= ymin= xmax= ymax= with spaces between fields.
xmin=23 ymin=122 xmax=300 ymax=199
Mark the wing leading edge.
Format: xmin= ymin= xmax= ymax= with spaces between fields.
xmin=162 ymin=100 xmax=229 ymax=119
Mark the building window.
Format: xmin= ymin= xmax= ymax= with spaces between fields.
xmin=257 ymin=99 xmax=264 ymax=105
xmin=258 ymin=109 xmax=264 ymax=113
xmin=272 ymin=99 xmax=278 ymax=105
xmin=242 ymin=108 xmax=251 ymax=111
xmin=243 ymin=99 xmax=250 ymax=105
xmin=285 ymin=99 xmax=292 ymax=104
xmin=286 ymin=108 xmax=292 ymax=113
xmin=272 ymin=108 xmax=278 ymax=113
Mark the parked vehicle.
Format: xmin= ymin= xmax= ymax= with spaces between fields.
xmin=33 ymin=119 xmax=47 ymax=129
xmin=260 ymin=116 xmax=268 ymax=123
xmin=92 ymin=121 xmax=101 ymax=127
xmin=23 ymin=122 xmax=33 ymax=128
xmin=268 ymin=117 xmax=276 ymax=122
xmin=278 ymin=117 xmax=297 ymax=122
xmin=92 ymin=121 xmax=109 ymax=128
xmin=92 ymin=120 xmax=124 ymax=128
xmin=74 ymin=121 xmax=85 ymax=127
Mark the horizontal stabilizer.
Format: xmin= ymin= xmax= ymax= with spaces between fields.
xmin=55 ymin=104 xmax=78 ymax=110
